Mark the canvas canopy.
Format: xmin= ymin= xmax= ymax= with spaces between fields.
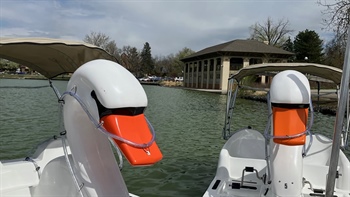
xmin=231 ymin=63 xmax=343 ymax=85
xmin=0 ymin=37 xmax=117 ymax=79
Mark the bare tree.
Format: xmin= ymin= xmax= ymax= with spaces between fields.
xmin=324 ymin=37 xmax=346 ymax=68
xmin=83 ymin=32 xmax=120 ymax=60
xmin=154 ymin=54 xmax=176 ymax=77
xmin=153 ymin=47 xmax=194 ymax=77
xmin=319 ymin=0 xmax=350 ymax=43
xmin=120 ymin=46 xmax=141 ymax=75
xmin=250 ymin=17 xmax=293 ymax=47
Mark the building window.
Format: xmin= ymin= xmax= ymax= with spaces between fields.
xmin=210 ymin=59 xmax=214 ymax=71
xmin=268 ymin=59 xmax=280 ymax=63
xmin=186 ymin=64 xmax=189 ymax=72
xmin=249 ymin=58 xmax=262 ymax=65
xmin=216 ymin=58 xmax=221 ymax=71
xmin=199 ymin=61 xmax=202 ymax=72
xmin=230 ymin=58 xmax=243 ymax=70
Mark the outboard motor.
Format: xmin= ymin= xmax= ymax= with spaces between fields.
xmin=269 ymin=70 xmax=310 ymax=197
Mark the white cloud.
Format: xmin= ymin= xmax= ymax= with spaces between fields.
xmin=0 ymin=0 xmax=336 ymax=56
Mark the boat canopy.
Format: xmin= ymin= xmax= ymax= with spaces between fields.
xmin=0 ymin=37 xmax=117 ymax=79
xmin=231 ymin=63 xmax=343 ymax=85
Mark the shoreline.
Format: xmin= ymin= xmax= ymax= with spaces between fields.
xmin=240 ymin=91 xmax=337 ymax=116
xmin=1 ymin=75 xmax=338 ymax=116
xmin=1 ymin=74 xmax=69 ymax=80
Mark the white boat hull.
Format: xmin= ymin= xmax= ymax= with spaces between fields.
xmin=0 ymin=137 xmax=139 ymax=197
xmin=203 ymin=129 xmax=350 ymax=197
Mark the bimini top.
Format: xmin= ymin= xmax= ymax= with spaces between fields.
xmin=231 ymin=63 xmax=343 ymax=85
xmin=0 ymin=37 xmax=118 ymax=79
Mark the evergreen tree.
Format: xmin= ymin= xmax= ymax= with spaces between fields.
xmin=282 ymin=37 xmax=295 ymax=62
xmin=140 ymin=42 xmax=154 ymax=75
xmin=293 ymin=29 xmax=324 ymax=63
xmin=282 ymin=37 xmax=294 ymax=52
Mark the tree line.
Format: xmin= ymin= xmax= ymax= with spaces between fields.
xmin=82 ymin=32 xmax=194 ymax=78
xmin=251 ymin=18 xmax=337 ymax=68
xmin=250 ymin=0 xmax=350 ymax=69
xmin=84 ymin=0 xmax=350 ymax=74
xmin=85 ymin=26 xmax=326 ymax=78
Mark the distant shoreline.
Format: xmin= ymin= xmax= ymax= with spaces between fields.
xmin=240 ymin=90 xmax=337 ymax=116
xmin=1 ymin=75 xmax=337 ymax=116
xmin=1 ymin=74 xmax=45 ymax=80
xmin=0 ymin=74 xmax=69 ymax=80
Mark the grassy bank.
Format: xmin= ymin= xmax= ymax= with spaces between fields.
xmin=159 ymin=81 xmax=183 ymax=87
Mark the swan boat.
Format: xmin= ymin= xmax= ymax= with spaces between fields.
xmin=0 ymin=38 xmax=163 ymax=197
xmin=203 ymin=48 xmax=350 ymax=195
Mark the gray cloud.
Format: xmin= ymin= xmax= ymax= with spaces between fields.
xmin=0 ymin=0 xmax=336 ymax=56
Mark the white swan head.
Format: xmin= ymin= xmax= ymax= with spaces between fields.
xmin=62 ymin=59 xmax=162 ymax=196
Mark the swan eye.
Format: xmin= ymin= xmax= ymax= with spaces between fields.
xmin=91 ymin=91 xmax=145 ymax=118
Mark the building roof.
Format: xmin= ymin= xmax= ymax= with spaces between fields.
xmin=181 ymin=39 xmax=294 ymax=62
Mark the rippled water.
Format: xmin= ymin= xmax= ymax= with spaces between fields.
xmin=0 ymin=79 xmax=349 ymax=197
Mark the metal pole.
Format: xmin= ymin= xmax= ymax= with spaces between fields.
xmin=317 ymin=81 xmax=320 ymax=112
xmin=325 ymin=28 xmax=350 ymax=196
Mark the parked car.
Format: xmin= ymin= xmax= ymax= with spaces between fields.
xmin=163 ymin=77 xmax=174 ymax=81
xmin=175 ymin=77 xmax=183 ymax=82
xmin=138 ymin=77 xmax=149 ymax=82
xmin=139 ymin=76 xmax=161 ymax=82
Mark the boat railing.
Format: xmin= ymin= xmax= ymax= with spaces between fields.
xmin=222 ymin=77 xmax=239 ymax=140
xmin=341 ymin=91 xmax=350 ymax=150
xmin=223 ymin=77 xmax=270 ymax=139
xmin=325 ymin=27 xmax=350 ymax=197
xmin=223 ymin=71 xmax=350 ymax=152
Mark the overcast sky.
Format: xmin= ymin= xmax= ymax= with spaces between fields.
xmin=1 ymin=0 xmax=336 ymax=56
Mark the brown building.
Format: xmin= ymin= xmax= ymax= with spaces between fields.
xmin=181 ymin=39 xmax=294 ymax=94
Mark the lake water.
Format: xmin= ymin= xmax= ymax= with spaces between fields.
xmin=0 ymin=79 xmax=349 ymax=197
